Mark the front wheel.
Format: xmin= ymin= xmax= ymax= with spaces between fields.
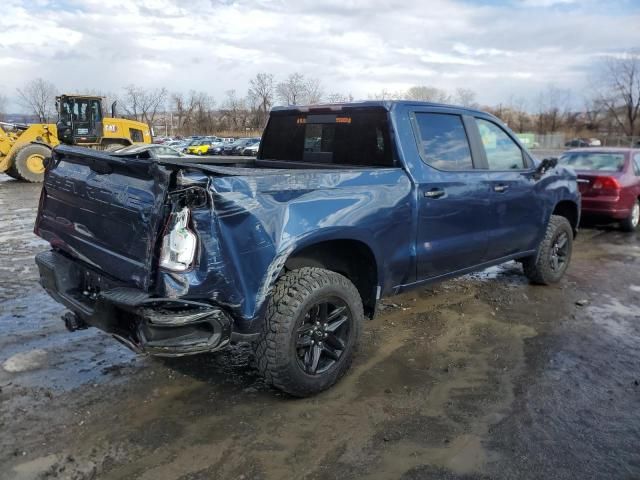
xmin=620 ymin=200 xmax=640 ymax=232
xmin=522 ymin=215 xmax=573 ymax=285
xmin=253 ymin=267 xmax=363 ymax=397
xmin=8 ymin=144 xmax=51 ymax=182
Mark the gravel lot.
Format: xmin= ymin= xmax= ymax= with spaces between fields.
xmin=1 ymin=176 xmax=639 ymax=480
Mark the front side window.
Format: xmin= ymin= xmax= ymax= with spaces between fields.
xmin=414 ymin=113 xmax=473 ymax=171
xmin=476 ymin=119 xmax=525 ymax=170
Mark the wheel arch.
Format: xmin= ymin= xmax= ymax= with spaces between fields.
xmin=282 ymin=237 xmax=380 ymax=318
xmin=552 ymin=200 xmax=579 ymax=237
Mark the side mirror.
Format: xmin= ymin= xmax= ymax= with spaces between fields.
xmin=536 ymin=157 xmax=557 ymax=176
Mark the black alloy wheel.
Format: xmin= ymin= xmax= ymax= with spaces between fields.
xmin=549 ymin=230 xmax=569 ymax=272
xmin=295 ymin=298 xmax=352 ymax=375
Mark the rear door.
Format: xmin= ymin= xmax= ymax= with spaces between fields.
xmin=411 ymin=110 xmax=490 ymax=280
xmin=35 ymin=146 xmax=172 ymax=290
xmin=471 ymin=117 xmax=542 ymax=259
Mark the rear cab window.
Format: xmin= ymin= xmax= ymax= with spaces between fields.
xmin=259 ymin=108 xmax=395 ymax=167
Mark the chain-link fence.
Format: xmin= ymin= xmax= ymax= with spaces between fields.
xmin=520 ymin=132 xmax=639 ymax=150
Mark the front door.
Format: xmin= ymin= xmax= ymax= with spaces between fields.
xmin=412 ymin=111 xmax=491 ymax=280
xmin=473 ymin=117 xmax=542 ymax=259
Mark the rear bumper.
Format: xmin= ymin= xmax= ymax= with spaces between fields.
xmin=36 ymin=250 xmax=233 ymax=356
xmin=581 ymin=198 xmax=630 ymax=220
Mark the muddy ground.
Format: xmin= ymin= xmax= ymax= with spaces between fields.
xmin=1 ymin=176 xmax=639 ymax=480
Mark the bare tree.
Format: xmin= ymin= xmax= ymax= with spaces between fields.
xmin=454 ymin=88 xmax=477 ymax=108
xmin=583 ymin=96 xmax=604 ymax=132
xmin=304 ymin=77 xmax=323 ymax=104
xmin=595 ymin=51 xmax=640 ymax=137
xmin=16 ymin=78 xmax=58 ymax=122
xmin=171 ymin=91 xmax=216 ymax=135
xmin=248 ymin=73 xmax=274 ymax=127
xmin=509 ymin=96 xmax=531 ymax=133
xmin=276 ymin=73 xmax=323 ymax=105
xmin=220 ymin=89 xmax=248 ymax=130
xmin=120 ymin=85 xmax=168 ymax=128
xmin=405 ymin=85 xmax=450 ymax=103
xmin=534 ymin=85 xmax=570 ymax=134
xmin=0 ymin=93 xmax=7 ymax=122
xmin=369 ymin=89 xmax=403 ymax=101
xmin=276 ymin=73 xmax=306 ymax=105
xmin=326 ymin=92 xmax=354 ymax=103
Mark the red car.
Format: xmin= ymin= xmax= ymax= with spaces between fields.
xmin=559 ymin=148 xmax=640 ymax=231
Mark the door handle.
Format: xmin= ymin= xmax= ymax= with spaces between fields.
xmin=424 ymin=188 xmax=446 ymax=199
xmin=493 ymin=184 xmax=509 ymax=193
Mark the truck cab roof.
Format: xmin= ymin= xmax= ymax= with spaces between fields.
xmin=270 ymin=100 xmax=488 ymax=117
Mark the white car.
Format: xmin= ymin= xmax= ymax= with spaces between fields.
xmin=111 ymin=144 xmax=197 ymax=160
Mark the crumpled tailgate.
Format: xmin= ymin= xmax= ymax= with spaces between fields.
xmin=34 ymin=145 xmax=171 ymax=291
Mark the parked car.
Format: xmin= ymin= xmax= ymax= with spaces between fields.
xmin=110 ymin=144 xmax=194 ymax=160
xmin=242 ymin=141 xmax=260 ymax=156
xmin=186 ymin=138 xmax=220 ymax=155
xmin=559 ymin=148 xmax=640 ymax=231
xmin=34 ymin=101 xmax=579 ymax=396
xmin=223 ymin=138 xmax=258 ymax=155
xmin=179 ymin=138 xmax=201 ymax=153
xmin=565 ymin=138 xmax=601 ymax=148
xmin=231 ymin=138 xmax=260 ymax=155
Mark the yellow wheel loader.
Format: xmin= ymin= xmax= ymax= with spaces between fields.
xmin=0 ymin=95 xmax=152 ymax=182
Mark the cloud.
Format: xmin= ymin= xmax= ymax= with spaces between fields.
xmin=519 ymin=0 xmax=576 ymax=6
xmin=0 ymin=0 xmax=639 ymax=111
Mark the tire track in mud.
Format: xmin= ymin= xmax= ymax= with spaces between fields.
xmin=29 ymin=274 xmax=553 ymax=480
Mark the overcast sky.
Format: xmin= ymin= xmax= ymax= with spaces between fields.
xmin=1 ymin=0 xmax=639 ymax=112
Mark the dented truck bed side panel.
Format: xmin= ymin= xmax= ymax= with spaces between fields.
xmin=156 ymin=168 xmax=415 ymax=333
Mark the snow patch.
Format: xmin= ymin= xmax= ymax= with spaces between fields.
xmin=3 ymin=349 xmax=48 ymax=373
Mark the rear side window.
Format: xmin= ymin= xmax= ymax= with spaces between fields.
xmin=633 ymin=154 xmax=640 ymax=175
xmin=414 ymin=113 xmax=473 ymax=171
xmin=260 ymin=109 xmax=394 ymax=167
xmin=476 ymin=119 xmax=525 ymax=170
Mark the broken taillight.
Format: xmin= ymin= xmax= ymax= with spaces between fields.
xmin=159 ymin=207 xmax=197 ymax=272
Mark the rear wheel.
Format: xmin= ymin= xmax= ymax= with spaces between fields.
xmin=523 ymin=215 xmax=573 ymax=285
xmin=7 ymin=144 xmax=51 ymax=182
xmin=620 ymin=200 xmax=640 ymax=232
xmin=253 ymin=267 xmax=363 ymax=397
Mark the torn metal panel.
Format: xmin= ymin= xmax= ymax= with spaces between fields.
xmin=155 ymin=168 xmax=414 ymax=333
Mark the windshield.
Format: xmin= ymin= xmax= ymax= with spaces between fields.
xmin=260 ymin=109 xmax=394 ymax=167
xmin=559 ymin=152 xmax=626 ymax=172
xmin=59 ymin=98 xmax=102 ymax=125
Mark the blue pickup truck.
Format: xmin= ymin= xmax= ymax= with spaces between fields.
xmin=34 ymin=101 xmax=579 ymax=396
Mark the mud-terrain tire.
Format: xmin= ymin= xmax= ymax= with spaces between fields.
xmin=7 ymin=144 xmax=51 ymax=182
xmin=620 ymin=199 xmax=640 ymax=232
xmin=253 ymin=267 xmax=363 ymax=397
xmin=523 ymin=215 xmax=573 ymax=285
